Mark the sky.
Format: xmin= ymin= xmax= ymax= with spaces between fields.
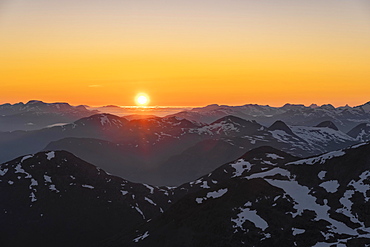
xmin=1 ymin=0 xmax=370 ymax=107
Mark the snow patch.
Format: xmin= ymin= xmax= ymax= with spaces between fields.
xmin=143 ymin=184 xmax=154 ymax=194
xmin=288 ymin=150 xmax=346 ymax=165
xmin=196 ymin=188 xmax=228 ymax=204
xmin=21 ymin=155 xmax=33 ymax=163
xmin=319 ymin=180 xmax=340 ymax=193
xmin=230 ymin=159 xmax=252 ymax=177
xmin=266 ymin=179 xmax=358 ymax=236
xmin=49 ymin=184 xmax=60 ymax=193
xmin=82 ymin=184 xmax=94 ymax=189
xmin=292 ymin=228 xmax=305 ymax=236
xmin=144 ymin=197 xmax=156 ymax=206
xmin=266 ymin=153 xmax=284 ymax=160
xmin=318 ymin=171 xmax=327 ymax=180
xmin=46 ymin=151 xmax=55 ymax=160
xmin=133 ymin=231 xmax=149 ymax=243
xmin=0 ymin=168 xmax=8 ymax=176
xmin=30 ymin=192 xmax=37 ymax=202
xmin=44 ymin=175 xmax=52 ymax=183
xmin=232 ymin=202 xmax=269 ymax=231
xmin=200 ymin=181 xmax=210 ymax=189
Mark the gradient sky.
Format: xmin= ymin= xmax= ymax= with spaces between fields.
xmin=1 ymin=0 xmax=370 ymax=106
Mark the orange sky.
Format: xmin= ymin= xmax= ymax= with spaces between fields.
xmin=1 ymin=0 xmax=370 ymax=107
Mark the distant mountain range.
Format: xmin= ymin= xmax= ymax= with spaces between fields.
xmin=0 ymin=100 xmax=97 ymax=131
xmin=1 ymin=112 xmax=368 ymax=186
xmin=2 ymin=143 xmax=370 ymax=246
xmin=169 ymin=102 xmax=370 ymax=132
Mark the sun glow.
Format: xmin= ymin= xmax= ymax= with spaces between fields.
xmin=135 ymin=94 xmax=150 ymax=106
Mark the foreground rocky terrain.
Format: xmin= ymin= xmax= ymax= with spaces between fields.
xmin=2 ymin=143 xmax=370 ymax=246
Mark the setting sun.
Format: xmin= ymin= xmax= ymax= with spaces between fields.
xmin=135 ymin=94 xmax=150 ymax=106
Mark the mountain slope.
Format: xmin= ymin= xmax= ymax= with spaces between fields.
xmin=347 ymin=123 xmax=370 ymax=142
xmin=0 ymin=151 xmax=172 ymax=247
xmin=106 ymin=143 xmax=370 ymax=247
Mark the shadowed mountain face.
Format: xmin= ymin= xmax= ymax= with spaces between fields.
xmin=0 ymin=113 xmax=360 ymax=186
xmin=106 ymin=143 xmax=370 ymax=247
xmin=0 ymin=151 xmax=173 ymax=247
xmin=3 ymin=144 xmax=370 ymax=246
xmin=0 ymin=100 xmax=97 ymax=131
xmin=316 ymin=120 xmax=339 ymax=131
xmin=347 ymin=123 xmax=370 ymax=142
xmin=169 ymin=102 xmax=370 ymax=132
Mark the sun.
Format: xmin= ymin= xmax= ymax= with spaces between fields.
xmin=135 ymin=93 xmax=150 ymax=106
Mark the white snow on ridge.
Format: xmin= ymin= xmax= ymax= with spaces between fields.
xmin=350 ymin=142 xmax=368 ymax=149
xmin=196 ymin=188 xmax=228 ymax=204
xmin=46 ymin=152 xmax=55 ymax=160
xmin=143 ymin=184 xmax=154 ymax=194
xmin=319 ymin=180 xmax=340 ymax=193
xmin=21 ymin=155 xmax=33 ymax=163
xmin=248 ymin=167 xmax=290 ymax=180
xmin=266 ymin=153 xmax=284 ymax=160
xmin=288 ymin=150 xmax=346 ymax=165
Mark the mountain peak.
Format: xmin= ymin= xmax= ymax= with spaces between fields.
xmin=26 ymin=100 xmax=44 ymax=105
xmin=309 ymin=104 xmax=319 ymax=108
xmin=268 ymin=120 xmax=294 ymax=135
xmin=320 ymin=104 xmax=335 ymax=110
xmin=316 ymin=121 xmax=339 ymax=131
xmin=211 ymin=115 xmax=254 ymax=125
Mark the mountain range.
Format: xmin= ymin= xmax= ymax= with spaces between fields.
xmin=169 ymin=102 xmax=370 ymax=133
xmin=0 ymin=112 xmax=367 ymax=185
xmin=2 ymin=100 xmax=370 ymax=246
xmin=2 ymin=143 xmax=370 ymax=246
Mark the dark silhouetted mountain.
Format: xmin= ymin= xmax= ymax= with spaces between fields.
xmin=0 ymin=100 xmax=97 ymax=131
xmin=105 ymin=143 xmax=370 ymax=247
xmin=316 ymin=121 xmax=339 ymax=131
xmin=268 ymin=120 xmax=295 ymax=136
xmin=0 ymin=151 xmax=172 ymax=247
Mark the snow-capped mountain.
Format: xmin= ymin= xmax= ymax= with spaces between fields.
xmin=0 ymin=151 xmax=172 ymax=247
xmin=0 ymin=100 xmax=97 ymax=131
xmin=106 ymin=143 xmax=370 ymax=247
xmin=169 ymin=102 xmax=370 ymax=132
